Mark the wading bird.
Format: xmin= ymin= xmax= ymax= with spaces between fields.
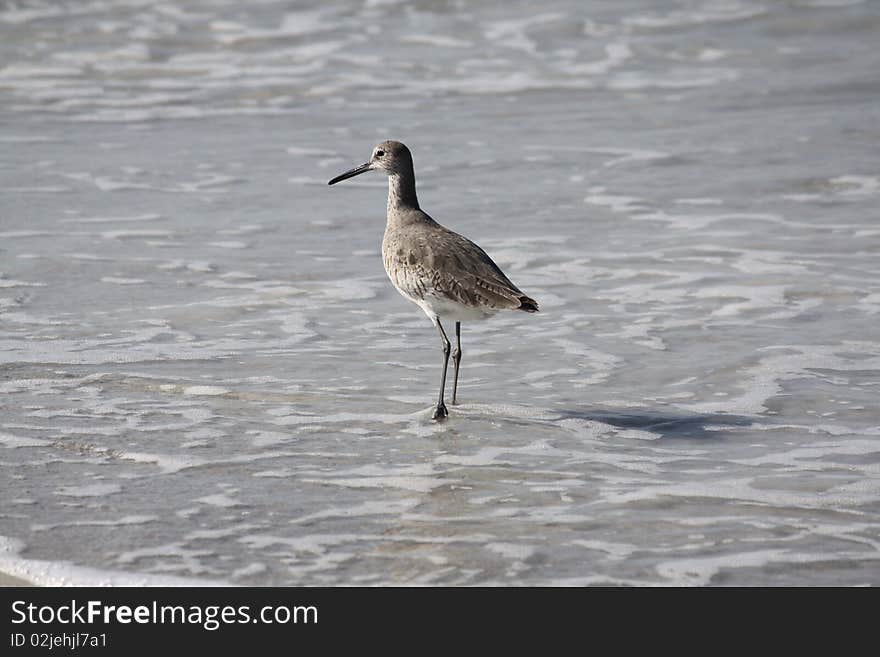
xmin=328 ymin=141 xmax=538 ymax=420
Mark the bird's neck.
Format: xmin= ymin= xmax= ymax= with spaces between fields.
xmin=386 ymin=170 xmax=419 ymax=214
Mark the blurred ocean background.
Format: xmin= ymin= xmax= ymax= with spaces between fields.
xmin=1 ymin=0 xmax=879 ymax=585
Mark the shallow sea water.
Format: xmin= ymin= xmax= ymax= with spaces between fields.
xmin=1 ymin=0 xmax=879 ymax=585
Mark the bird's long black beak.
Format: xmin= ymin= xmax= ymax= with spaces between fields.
xmin=328 ymin=162 xmax=372 ymax=185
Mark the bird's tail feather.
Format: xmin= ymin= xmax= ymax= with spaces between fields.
xmin=518 ymin=296 xmax=539 ymax=313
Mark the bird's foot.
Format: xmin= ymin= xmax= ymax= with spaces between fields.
xmin=451 ymin=397 xmax=459 ymax=406
xmin=432 ymin=403 xmax=448 ymax=421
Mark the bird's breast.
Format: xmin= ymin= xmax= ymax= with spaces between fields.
xmin=382 ymin=250 xmax=429 ymax=302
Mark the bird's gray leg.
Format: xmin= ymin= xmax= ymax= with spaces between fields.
xmin=432 ymin=319 xmax=451 ymax=421
xmin=451 ymin=321 xmax=462 ymax=405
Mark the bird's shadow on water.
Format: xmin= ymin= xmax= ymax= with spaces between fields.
xmin=551 ymin=407 xmax=756 ymax=441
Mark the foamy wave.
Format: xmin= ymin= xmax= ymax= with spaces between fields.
xmin=0 ymin=536 xmax=228 ymax=586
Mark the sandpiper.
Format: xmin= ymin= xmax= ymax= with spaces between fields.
xmin=328 ymin=141 xmax=538 ymax=420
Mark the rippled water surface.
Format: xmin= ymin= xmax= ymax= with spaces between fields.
xmin=2 ymin=0 xmax=879 ymax=585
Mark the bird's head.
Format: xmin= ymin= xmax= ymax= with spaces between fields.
xmin=328 ymin=140 xmax=412 ymax=185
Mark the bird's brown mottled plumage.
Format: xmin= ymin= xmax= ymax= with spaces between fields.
xmin=382 ymin=221 xmax=538 ymax=315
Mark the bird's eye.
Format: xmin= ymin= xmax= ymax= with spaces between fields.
xmin=375 ymin=150 xmax=385 ymax=158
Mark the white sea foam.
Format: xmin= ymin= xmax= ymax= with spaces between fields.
xmin=182 ymin=386 xmax=229 ymax=396
xmin=196 ymin=493 xmax=243 ymax=508
xmin=55 ymin=483 xmax=122 ymax=497
xmin=623 ymin=4 xmax=767 ymax=29
xmin=829 ymin=175 xmax=880 ymax=196
xmin=100 ymin=277 xmax=146 ymax=285
xmin=0 ymin=432 xmax=51 ymax=448
xmin=0 ymin=536 xmax=227 ymax=586
xmin=655 ymin=548 xmax=880 ymax=586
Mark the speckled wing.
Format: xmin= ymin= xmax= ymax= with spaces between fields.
xmin=382 ymin=224 xmax=538 ymax=312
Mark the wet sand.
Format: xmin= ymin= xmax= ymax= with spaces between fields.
xmin=0 ymin=571 xmax=34 ymax=587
